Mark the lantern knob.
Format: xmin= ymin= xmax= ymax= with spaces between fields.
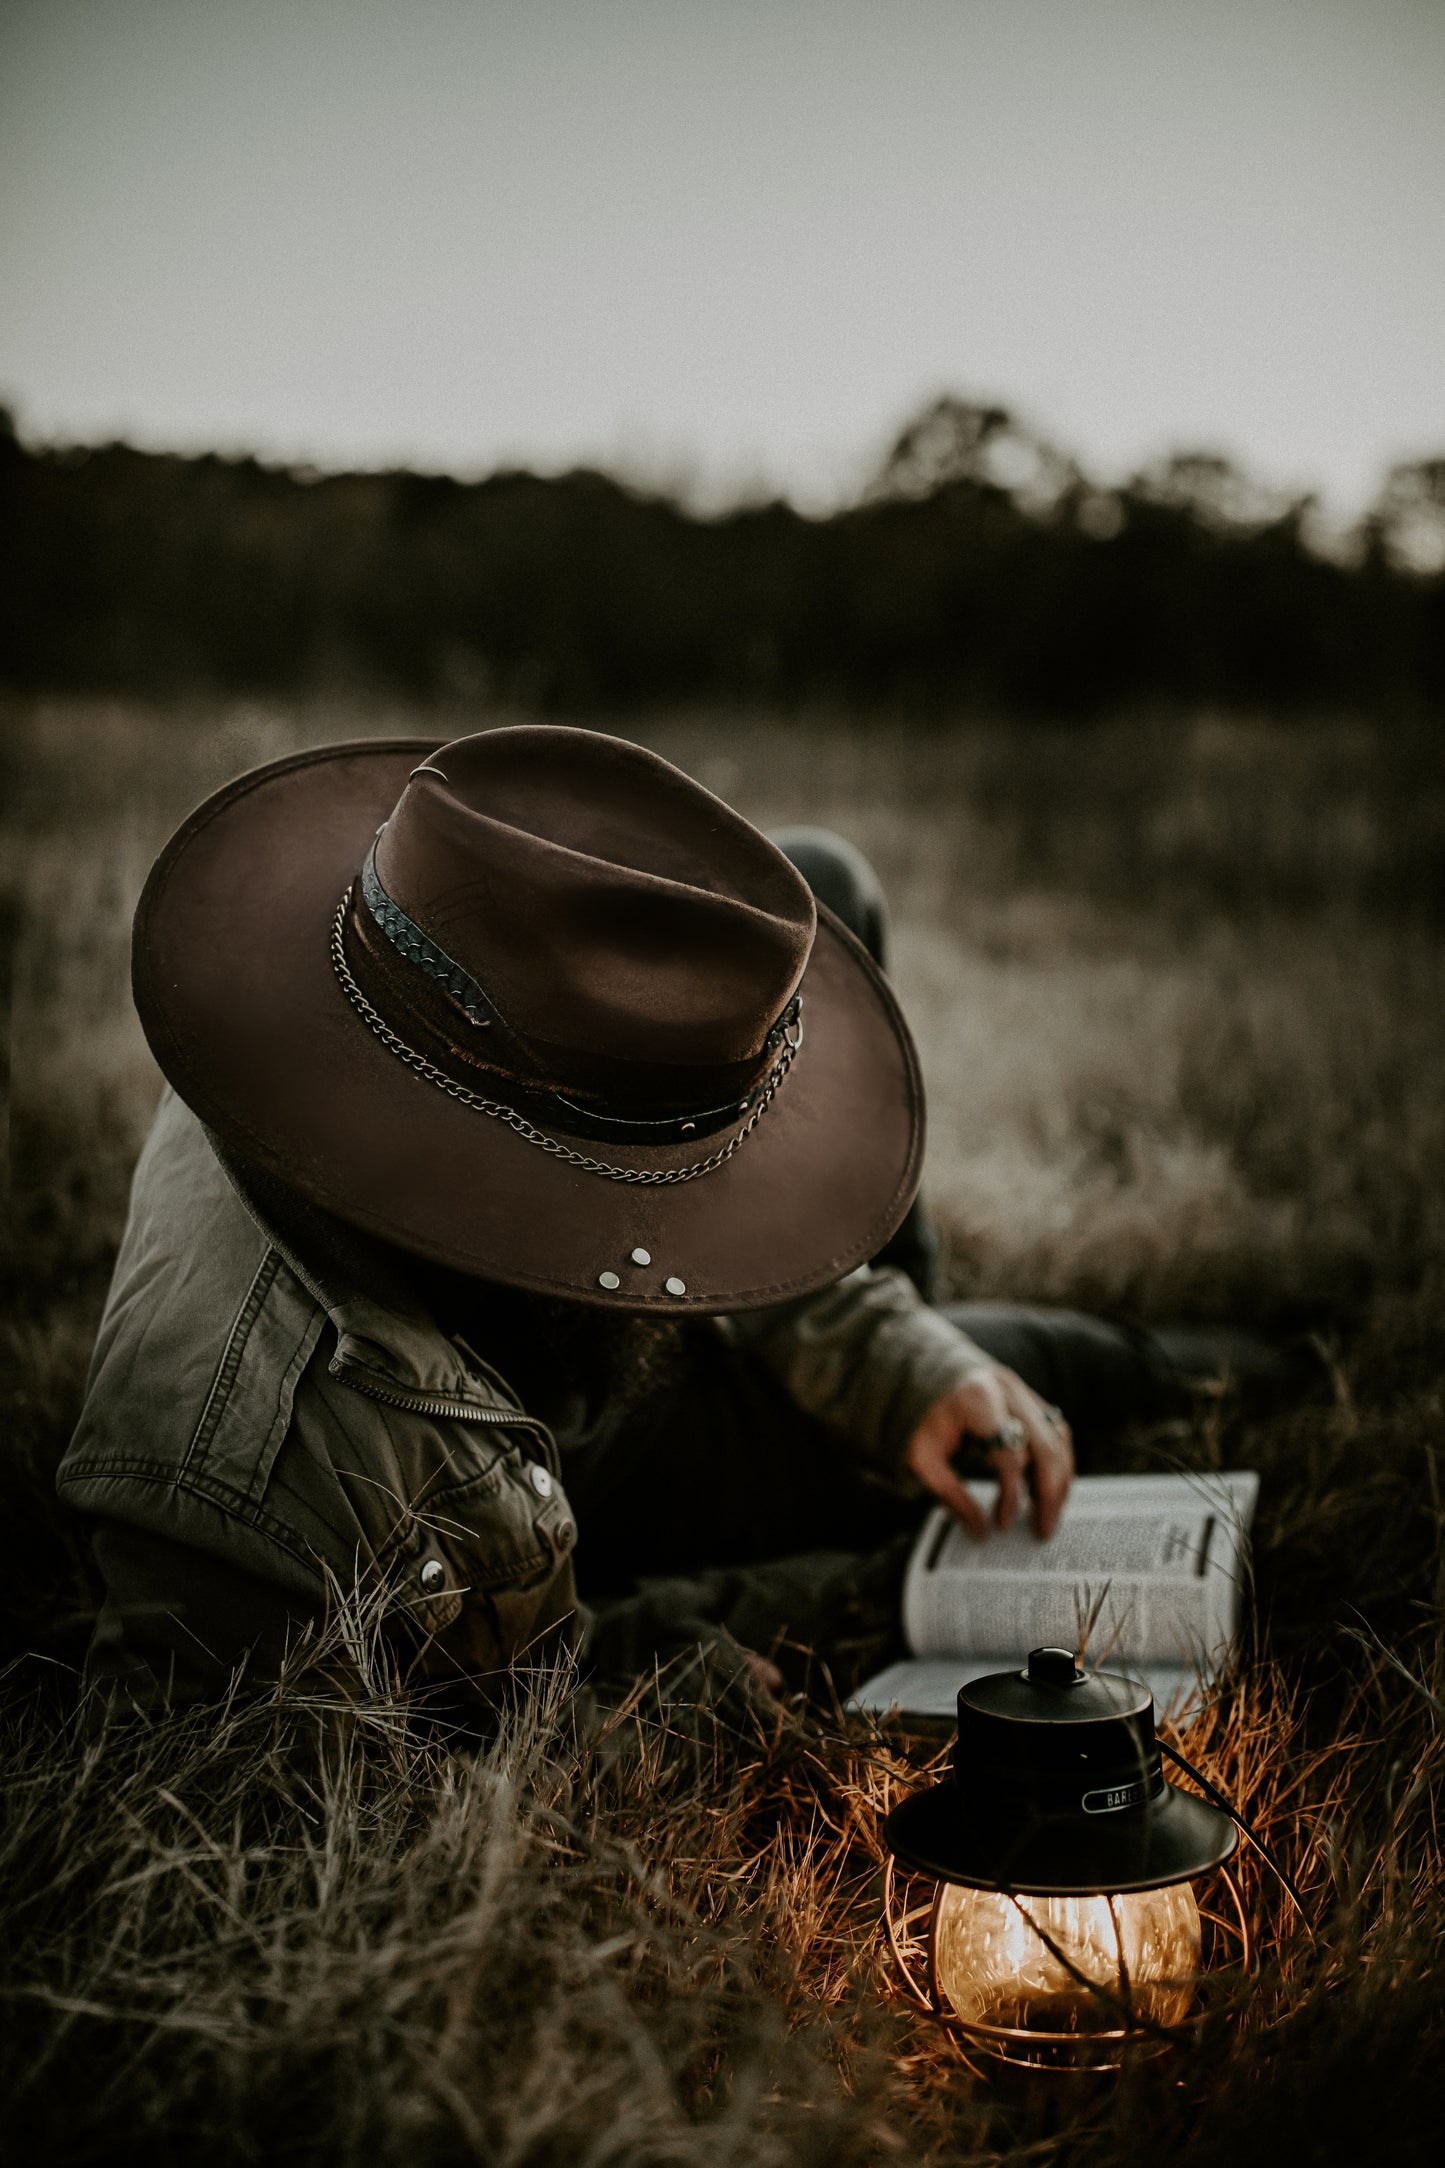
xmin=1027 ymin=1646 xmax=1083 ymax=1688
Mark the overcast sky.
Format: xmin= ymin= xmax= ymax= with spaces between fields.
xmin=2 ymin=0 xmax=1442 ymax=513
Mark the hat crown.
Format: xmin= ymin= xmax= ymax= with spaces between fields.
xmin=372 ymin=727 xmax=816 ymax=1070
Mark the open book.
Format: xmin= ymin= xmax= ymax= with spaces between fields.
xmin=851 ymin=1470 xmax=1259 ymax=1723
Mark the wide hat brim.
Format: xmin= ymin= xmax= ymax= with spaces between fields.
xmin=133 ymin=739 xmax=926 ymax=1312
xmin=885 ymin=1780 xmax=1237 ymax=1896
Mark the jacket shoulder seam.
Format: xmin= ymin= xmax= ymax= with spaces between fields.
xmin=181 ymin=1247 xmax=285 ymax=1476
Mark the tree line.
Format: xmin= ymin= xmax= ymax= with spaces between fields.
xmin=2 ymin=398 xmax=1442 ymax=715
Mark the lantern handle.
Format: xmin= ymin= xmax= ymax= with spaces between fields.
xmin=1157 ymin=1736 xmax=1314 ymax=1936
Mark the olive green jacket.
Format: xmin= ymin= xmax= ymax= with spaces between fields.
xmin=58 ymin=1089 xmax=989 ymax=1706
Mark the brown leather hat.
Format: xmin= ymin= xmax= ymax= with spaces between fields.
xmin=133 ymin=726 xmax=924 ymax=1312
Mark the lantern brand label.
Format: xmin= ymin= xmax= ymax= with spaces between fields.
xmin=1081 ymin=1779 xmax=1150 ymax=1815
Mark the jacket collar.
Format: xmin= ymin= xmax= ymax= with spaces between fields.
xmin=208 ymin=1127 xmax=522 ymax=1412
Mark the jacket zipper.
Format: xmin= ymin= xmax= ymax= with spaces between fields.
xmin=339 ymin=1370 xmax=560 ymax=1470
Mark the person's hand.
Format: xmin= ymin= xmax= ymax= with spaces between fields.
xmin=904 ymin=1367 xmax=1074 ymax=1539
xmin=740 ymin=1649 xmax=785 ymax=1697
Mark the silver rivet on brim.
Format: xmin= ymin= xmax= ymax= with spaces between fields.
xmin=631 ymin=1247 xmax=652 ymax=1266
xmin=664 ymin=1276 xmax=686 ymax=1297
xmin=597 ymin=1270 xmax=621 ymax=1290
xmin=529 ymin=1464 xmax=554 ymax=1497
xmin=419 ymin=1558 xmax=446 ymax=1594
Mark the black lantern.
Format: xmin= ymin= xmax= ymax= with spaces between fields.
xmin=882 ymin=1647 xmax=1248 ymax=2072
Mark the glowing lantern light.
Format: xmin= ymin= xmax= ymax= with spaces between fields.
xmin=883 ymin=1647 xmax=1247 ymax=2072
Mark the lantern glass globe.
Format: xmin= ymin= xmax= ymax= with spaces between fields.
xmin=933 ymin=1881 xmax=1202 ymax=2040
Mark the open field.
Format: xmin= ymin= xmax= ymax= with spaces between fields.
xmin=3 ymin=695 xmax=1445 ymax=2162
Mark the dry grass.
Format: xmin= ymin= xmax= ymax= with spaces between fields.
xmin=3 ymin=694 xmax=1445 ymax=2162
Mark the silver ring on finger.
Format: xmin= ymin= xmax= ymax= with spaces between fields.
xmin=992 ymin=1417 xmax=1028 ymax=1455
xmin=1041 ymin=1403 xmax=1065 ymax=1429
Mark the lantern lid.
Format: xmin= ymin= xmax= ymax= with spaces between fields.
xmin=963 ymin=1646 xmax=1151 ymax=1723
xmin=883 ymin=1648 xmax=1236 ymax=1895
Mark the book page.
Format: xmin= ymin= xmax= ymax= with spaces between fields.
xmin=900 ymin=1471 xmax=1257 ymax=1669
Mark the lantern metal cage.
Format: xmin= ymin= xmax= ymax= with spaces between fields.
xmin=879 ymin=1647 xmax=1264 ymax=2075
xmin=881 ymin=1854 xmax=1252 ymax=2073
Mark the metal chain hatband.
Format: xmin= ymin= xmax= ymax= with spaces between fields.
xmin=328 ymin=892 xmax=802 ymax=1185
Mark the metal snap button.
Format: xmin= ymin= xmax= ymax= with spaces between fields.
xmin=529 ymin=1464 xmax=554 ymax=1497
xmin=630 ymin=1247 xmax=652 ymax=1266
xmin=664 ymin=1276 xmax=687 ymax=1297
xmin=419 ymin=1558 xmax=446 ymax=1594
xmin=597 ymin=1271 xmax=621 ymax=1290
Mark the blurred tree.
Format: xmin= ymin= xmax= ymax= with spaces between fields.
xmin=1129 ymin=449 xmax=1290 ymax=531
xmin=1368 ymin=459 xmax=1445 ymax=577
xmin=867 ymin=396 xmax=1079 ymax=516
xmin=0 ymin=400 xmax=1440 ymax=719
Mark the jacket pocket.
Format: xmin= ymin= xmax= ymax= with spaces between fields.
xmin=397 ymin=1448 xmax=579 ymax=1640
xmin=324 ymin=1355 xmax=575 ymax=1644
